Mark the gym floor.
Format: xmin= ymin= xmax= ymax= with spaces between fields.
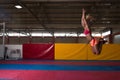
xmin=0 ymin=60 xmax=120 ymax=80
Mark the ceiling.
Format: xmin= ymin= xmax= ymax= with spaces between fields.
xmin=0 ymin=0 xmax=120 ymax=34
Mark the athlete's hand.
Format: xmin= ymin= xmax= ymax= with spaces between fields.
xmin=82 ymin=8 xmax=86 ymax=13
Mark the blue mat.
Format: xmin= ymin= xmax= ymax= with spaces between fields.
xmin=0 ymin=64 xmax=120 ymax=71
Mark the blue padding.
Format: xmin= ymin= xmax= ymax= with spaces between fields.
xmin=0 ymin=79 xmax=13 ymax=80
xmin=0 ymin=64 xmax=120 ymax=71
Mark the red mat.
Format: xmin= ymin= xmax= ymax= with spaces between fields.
xmin=0 ymin=60 xmax=120 ymax=80
xmin=0 ymin=70 xmax=120 ymax=80
xmin=1 ymin=60 xmax=120 ymax=66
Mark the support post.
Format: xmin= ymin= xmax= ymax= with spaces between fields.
xmin=0 ymin=22 xmax=5 ymax=59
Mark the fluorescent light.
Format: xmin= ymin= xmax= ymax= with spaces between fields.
xmin=79 ymin=33 xmax=85 ymax=37
xmin=32 ymin=33 xmax=42 ymax=36
xmin=102 ymin=31 xmax=110 ymax=36
xmin=54 ymin=32 xmax=66 ymax=37
xmin=92 ymin=33 xmax=101 ymax=37
xmin=32 ymin=32 xmax=52 ymax=37
xmin=66 ymin=33 xmax=77 ymax=37
xmin=15 ymin=5 xmax=22 ymax=9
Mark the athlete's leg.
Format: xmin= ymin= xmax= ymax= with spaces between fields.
xmin=89 ymin=37 xmax=102 ymax=54
xmin=92 ymin=38 xmax=107 ymax=55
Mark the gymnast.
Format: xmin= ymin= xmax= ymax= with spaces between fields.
xmin=81 ymin=8 xmax=106 ymax=55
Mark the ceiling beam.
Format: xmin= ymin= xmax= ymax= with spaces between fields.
xmin=16 ymin=0 xmax=54 ymax=34
xmin=21 ymin=0 xmax=119 ymax=2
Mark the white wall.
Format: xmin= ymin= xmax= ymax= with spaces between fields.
xmin=114 ymin=35 xmax=120 ymax=44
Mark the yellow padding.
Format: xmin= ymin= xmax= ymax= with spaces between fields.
xmin=88 ymin=44 xmax=120 ymax=60
xmin=55 ymin=43 xmax=88 ymax=60
xmin=55 ymin=44 xmax=120 ymax=60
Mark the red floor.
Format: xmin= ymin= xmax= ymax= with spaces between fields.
xmin=0 ymin=60 xmax=120 ymax=80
